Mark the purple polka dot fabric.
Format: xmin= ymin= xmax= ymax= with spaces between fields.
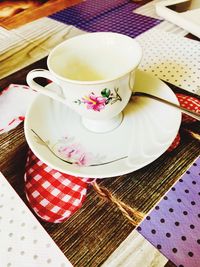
xmin=49 ymin=1 xmax=162 ymax=38
xmin=137 ymin=156 xmax=200 ymax=267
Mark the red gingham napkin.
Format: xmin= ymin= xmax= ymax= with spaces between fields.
xmin=168 ymin=93 xmax=200 ymax=151
xmin=25 ymin=150 xmax=93 ymax=223
xmin=177 ymin=93 xmax=200 ymax=123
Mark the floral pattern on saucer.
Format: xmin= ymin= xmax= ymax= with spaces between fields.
xmin=75 ymin=88 xmax=122 ymax=112
xmin=53 ymin=136 xmax=95 ymax=166
xmin=32 ymin=129 xmax=127 ymax=167
xmin=33 ymin=130 xmax=101 ymax=166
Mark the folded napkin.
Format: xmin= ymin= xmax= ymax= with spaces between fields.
xmin=1 ymin=84 xmax=199 ymax=223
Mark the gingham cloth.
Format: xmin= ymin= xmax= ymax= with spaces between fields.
xmin=167 ymin=93 xmax=200 ymax=151
xmin=25 ymin=150 xmax=93 ymax=223
xmin=1 ymin=84 xmax=199 ymax=222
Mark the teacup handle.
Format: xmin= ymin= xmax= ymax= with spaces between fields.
xmin=26 ymin=69 xmax=66 ymax=104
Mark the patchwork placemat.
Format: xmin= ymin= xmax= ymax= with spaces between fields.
xmin=49 ymin=1 xmax=161 ymax=38
xmin=137 ymin=156 xmax=200 ymax=267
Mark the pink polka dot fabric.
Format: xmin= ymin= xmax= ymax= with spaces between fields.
xmin=137 ymin=157 xmax=200 ymax=267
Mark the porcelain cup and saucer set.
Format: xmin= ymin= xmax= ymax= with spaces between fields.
xmin=25 ymin=32 xmax=181 ymax=179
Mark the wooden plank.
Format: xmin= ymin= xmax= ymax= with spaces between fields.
xmin=0 ymin=19 xmax=85 ymax=79
xmin=0 ymin=34 xmax=47 ymax=79
xmin=0 ymin=0 xmax=82 ymax=30
xmin=12 ymin=18 xmax=86 ymax=51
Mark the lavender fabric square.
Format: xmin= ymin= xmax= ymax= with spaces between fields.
xmin=137 ymin=156 xmax=200 ymax=267
xmin=49 ymin=1 xmax=161 ymax=38
xmin=49 ymin=0 xmax=131 ymax=26
xmin=81 ymin=4 xmax=161 ymax=38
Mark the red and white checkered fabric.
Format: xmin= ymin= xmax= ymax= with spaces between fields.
xmin=168 ymin=93 xmax=200 ymax=151
xmin=177 ymin=93 xmax=200 ymax=123
xmin=25 ymin=150 xmax=93 ymax=223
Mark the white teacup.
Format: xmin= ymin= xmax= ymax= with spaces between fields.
xmin=26 ymin=32 xmax=142 ymax=132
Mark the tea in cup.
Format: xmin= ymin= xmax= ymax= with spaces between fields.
xmin=26 ymin=32 xmax=142 ymax=132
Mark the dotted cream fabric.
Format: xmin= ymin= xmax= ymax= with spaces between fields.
xmin=136 ymin=29 xmax=200 ymax=95
xmin=0 ymin=173 xmax=72 ymax=267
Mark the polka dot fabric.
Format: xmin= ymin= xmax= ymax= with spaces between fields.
xmin=0 ymin=172 xmax=72 ymax=267
xmin=25 ymin=150 xmax=93 ymax=223
xmin=136 ymin=29 xmax=200 ymax=95
xmin=49 ymin=1 xmax=161 ymax=38
xmin=137 ymin=156 xmax=200 ymax=267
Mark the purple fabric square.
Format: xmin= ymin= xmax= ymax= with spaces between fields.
xmin=49 ymin=1 xmax=161 ymax=38
xmin=137 ymin=156 xmax=200 ymax=267
xmin=49 ymin=0 xmax=131 ymax=26
xmin=81 ymin=4 xmax=161 ymax=38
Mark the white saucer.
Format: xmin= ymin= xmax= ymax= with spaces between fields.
xmin=24 ymin=70 xmax=181 ymax=178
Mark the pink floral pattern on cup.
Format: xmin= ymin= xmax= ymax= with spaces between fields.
xmin=75 ymin=88 xmax=122 ymax=112
xmin=82 ymin=93 xmax=107 ymax=111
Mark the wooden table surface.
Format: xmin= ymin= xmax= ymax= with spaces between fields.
xmin=0 ymin=3 xmax=199 ymax=267
xmin=0 ymin=0 xmax=82 ymax=29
